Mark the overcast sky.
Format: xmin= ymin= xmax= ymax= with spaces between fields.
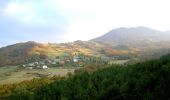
xmin=1 ymin=0 xmax=170 ymax=47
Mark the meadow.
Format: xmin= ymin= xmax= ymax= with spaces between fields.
xmin=0 ymin=66 xmax=78 ymax=85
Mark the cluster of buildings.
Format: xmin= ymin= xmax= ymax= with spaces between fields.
xmin=22 ymin=55 xmax=85 ymax=70
xmin=21 ymin=51 xmax=126 ymax=70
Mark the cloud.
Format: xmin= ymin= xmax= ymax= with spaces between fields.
xmin=5 ymin=2 xmax=30 ymax=14
xmin=0 ymin=0 xmax=70 ymax=47
xmin=3 ymin=0 xmax=68 ymax=25
xmin=4 ymin=1 xmax=35 ymax=24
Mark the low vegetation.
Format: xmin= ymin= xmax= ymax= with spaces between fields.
xmin=0 ymin=54 xmax=169 ymax=99
xmin=0 ymin=67 xmax=77 ymax=85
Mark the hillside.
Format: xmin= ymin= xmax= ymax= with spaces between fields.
xmin=0 ymin=41 xmax=40 ymax=66
xmin=1 ymin=26 xmax=170 ymax=67
xmin=0 ymin=40 xmax=137 ymax=67
xmin=92 ymin=26 xmax=170 ymax=48
xmin=2 ymin=53 xmax=170 ymax=100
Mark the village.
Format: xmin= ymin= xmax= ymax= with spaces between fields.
xmin=22 ymin=54 xmax=112 ymax=70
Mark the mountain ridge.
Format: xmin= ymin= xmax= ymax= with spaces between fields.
xmin=91 ymin=26 xmax=170 ymax=46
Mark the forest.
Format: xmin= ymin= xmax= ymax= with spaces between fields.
xmin=1 ymin=54 xmax=170 ymax=100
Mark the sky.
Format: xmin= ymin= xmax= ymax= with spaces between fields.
xmin=1 ymin=0 xmax=170 ymax=47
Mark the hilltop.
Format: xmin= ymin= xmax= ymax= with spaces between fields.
xmin=92 ymin=26 xmax=170 ymax=47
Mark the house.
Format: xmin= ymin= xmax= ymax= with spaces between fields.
xmin=28 ymin=63 xmax=35 ymax=67
xmin=102 ymin=57 xmax=112 ymax=62
xmin=52 ymin=62 xmax=56 ymax=65
xmin=36 ymin=66 xmax=41 ymax=69
xmin=66 ymin=59 xmax=71 ymax=63
xmin=54 ymin=58 xmax=60 ymax=63
xmin=78 ymin=61 xmax=85 ymax=67
xmin=59 ymin=60 xmax=65 ymax=65
xmin=26 ymin=67 xmax=33 ymax=70
xmin=39 ymin=61 xmax=45 ymax=65
xmin=42 ymin=65 xmax=48 ymax=69
xmin=34 ymin=62 xmax=39 ymax=65
xmin=73 ymin=56 xmax=81 ymax=62
xmin=48 ymin=60 xmax=52 ymax=63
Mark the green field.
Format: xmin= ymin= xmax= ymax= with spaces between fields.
xmin=109 ymin=60 xmax=129 ymax=65
xmin=0 ymin=66 xmax=79 ymax=85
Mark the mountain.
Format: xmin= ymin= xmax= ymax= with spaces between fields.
xmin=1 ymin=26 xmax=170 ymax=66
xmin=92 ymin=26 xmax=170 ymax=47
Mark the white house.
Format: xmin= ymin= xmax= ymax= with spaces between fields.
xmin=26 ymin=67 xmax=33 ymax=70
xmin=28 ymin=63 xmax=35 ymax=67
xmin=73 ymin=59 xmax=78 ymax=62
xmin=54 ymin=58 xmax=60 ymax=63
xmin=42 ymin=65 xmax=48 ymax=69
xmin=40 ymin=61 xmax=45 ymax=65
xmin=73 ymin=56 xmax=81 ymax=62
xmin=52 ymin=62 xmax=56 ymax=65
xmin=36 ymin=66 xmax=41 ymax=69
xmin=34 ymin=62 xmax=39 ymax=65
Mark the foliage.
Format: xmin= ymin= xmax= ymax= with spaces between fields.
xmin=2 ymin=54 xmax=170 ymax=100
xmin=0 ymin=76 xmax=61 ymax=100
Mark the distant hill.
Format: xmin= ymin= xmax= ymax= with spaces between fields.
xmin=0 ymin=41 xmax=43 ymax=66
xmin=0 ymin=40 xmax=137 ymax=66
xmin=92 ymin=26 xmax=170 ymax=48
xmin=1 ymin=26 xmax=170 ymax=66
xmin=0 ymin=41 xmax=101 ymax=66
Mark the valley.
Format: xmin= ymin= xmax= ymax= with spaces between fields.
xmin=1 ymin=26 xmax=170 ymax=99
xmin=1 ymin=27 xmax=170 ymax=85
